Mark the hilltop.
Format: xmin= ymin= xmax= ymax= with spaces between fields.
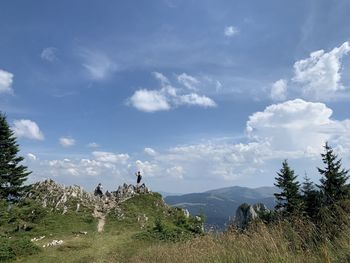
xmin=0 ymin=180 xmax=203 ymax=262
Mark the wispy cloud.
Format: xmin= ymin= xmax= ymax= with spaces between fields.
xmin=224 ymin=26 xmax=239 ymax=37
xmin=0 ymin=69 xmax=14 ymax=94
xmin=79 ymin=48 xmax=118 ymax=80
xmin=59 ymin=137 xmax=76 ymax=147
xmin=41 ymin=47 xmax=58 ymax=62
xmin=177 ymin=73 xmax=200 ymax=91
xmin=87 ymin=142 xmax=100 ymax=148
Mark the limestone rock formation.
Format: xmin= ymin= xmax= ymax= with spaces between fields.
xmin=111 ymin=183 xmax=151 ymax=202
xmin=233 ymin=203 xmax=270 ymax=229
xmin=26 ymin=179 xmax=96 ymax=213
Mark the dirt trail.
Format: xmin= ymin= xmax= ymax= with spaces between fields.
xmin=93 ymin=206 xmax=106 ymax=233
xmin=93 ymin=198 xmax=117 ymax=233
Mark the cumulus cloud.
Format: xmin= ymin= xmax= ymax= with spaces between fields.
xmin=13 ymin=120 xmax=44 ymax=140
xmin=129 ymin=89 xmax=170 ymax=112
xmin=0 ymin=69 xmax=14 ymax=94
xmin=27 ymin=99 xmax=350 ymax=192
xmin=270 ymin=79 xmax=287 ymax=101
xmin=246 ymin=99 xmax=348 ymax=155
xmin=41 ymin=47 xmax=57 ymax=62
xmin=273 ymin=42 xmax=350 ymax=101
xmin=224 ymin=26 xmax=239 ymax=37
xmin=59 ymin=137 xmax=75 ymax=147
xmin=128 ymin=72 xmax=216 ymax=112
xmin=79 ymin=48 xmax=118 ymax=80
xmin=292 ymin=42 xmax=350 ymax=99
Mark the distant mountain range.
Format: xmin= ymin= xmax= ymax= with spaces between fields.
xmin=164 ymin=186 xmax=277 ymax=229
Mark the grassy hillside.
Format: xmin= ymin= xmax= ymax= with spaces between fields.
xmin=0 ymin=187 xmax=203 ymax=262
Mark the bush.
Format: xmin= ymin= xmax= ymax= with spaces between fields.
xmin=0 ymin=237 xmax=39 ymax=261
xmin=0 ymin=238 xmax=15 ymax=261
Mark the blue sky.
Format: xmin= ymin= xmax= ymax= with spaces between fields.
xmin=1 ymin=0 xmax=350 ymax=193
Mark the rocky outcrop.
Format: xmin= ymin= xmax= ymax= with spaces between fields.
xmin=111 ymin=183 xmax=151 ymax=202
xmin=26 ymin=179 xmax=97 ymax=213
xmin=233 ymin=203 xmax=270 ymax=229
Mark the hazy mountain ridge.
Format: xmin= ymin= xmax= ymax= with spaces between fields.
xmin=165 ymin=186 xmax=277 ymax=228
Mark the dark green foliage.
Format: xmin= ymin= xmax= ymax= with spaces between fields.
xmin=318 ymin=142 xmax=349 ymax=205
xmin=0 ymin=112 xmax=31 ymax=200
xmin=302 ymin=175 xmax=321 ymax=219
xmin=0 ymin=199 xmax=47 ymax=235
xmin=0 ymin=236 xmax=39 ymax=261
xmin=274 ymin=160 xmax=303 ymax=216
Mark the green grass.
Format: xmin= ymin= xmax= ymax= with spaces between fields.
xmin=6 ymin=192 xmax=350 ymax=263
xmin=0 ymin=193 xmax=203 ymax=262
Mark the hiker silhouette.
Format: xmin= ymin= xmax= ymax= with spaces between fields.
xmin=94 ymin=183 xmax=103 ymax=197
xmin=135 ymin=171 xmax=142 ymax=186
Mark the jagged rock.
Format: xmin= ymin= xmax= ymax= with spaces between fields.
xmin=111 ymin=183 xmax=151 ymax=202
xmin=233 ymin=203 xmax=269 ymax=229
xmin=26 ymin=179 xmax=97 ymax=213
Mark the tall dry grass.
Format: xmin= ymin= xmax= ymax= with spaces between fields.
xmin=130 ymin=219 xmax=350 ymax=263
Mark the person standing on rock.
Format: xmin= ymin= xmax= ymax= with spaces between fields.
xmin=94 ymin=183 xmax=103 ymax=197
xmin=135 ymin=171 xmax=142 ymax=187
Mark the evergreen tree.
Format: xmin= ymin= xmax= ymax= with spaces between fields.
xmin=274 ymin=160 xmax=302 ymax=216
xmin=318 ymin=142 xmax=349 ymax=205
xmin=302 ymin=175 xmax=320 ymax=219
xmin=0 ymin=112 xmax=31 ymax=200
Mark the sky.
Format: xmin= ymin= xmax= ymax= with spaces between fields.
xmin=1 ymin=0 xmax=350 ymax=193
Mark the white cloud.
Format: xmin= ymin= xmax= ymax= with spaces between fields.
xmin=27 ymin=153 xmax=37 ymax=161
xmin=79 ymin=49 xmax=118 ymax=80
xmin=144 ymin=147 xmax=158 ymax=156
xmin=177 ymin=93 xmax=217 ymax=107
xmin=29 ymin=99 xmax=350 ymax=192
xmin=270 ymin=79 xmax=287 ymax=101
xmin=153 ymin=72 xmax=170 ymax=86
xmin=87 ymin=142 xmax=100 ymax=148
xmin=166 ymin=166 xmax=184 ymax=179
xmin=0 ymin=69 xmax=14 ymax=94
xmin=129 ymin=89 xmax=170 ymax=112
xmin=13 ymin=120 xmax=44 ymax=140
xmin=292 ymin=42 xmax=350 ymax=100
xmin=59 ymin=137 xmax=75 ymax=147
xmin=92 ymin=151 xmax=130 ymax=164
xmin=224 ymin=26 xmax=239 ymax=37
xmin=246 ymin=99 xmax=347 ymax=154
xmin=128 ymin=72 xmax=216 ymax=112
xmin=41 ymin=47 xmax=57 ymax=62
xmin=177 ymin=73 xmax=200 ymax=91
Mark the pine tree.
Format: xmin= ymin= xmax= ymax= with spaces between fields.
xmin=302 ymin=175 xmax=320 ymax=219
xmin=318 ymin=142 xmax=349 ymax=205
xmin=274 ymin=160 xmax=302 ymax=216
xmin=0 ymin=112 xmax=31 ymax=200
